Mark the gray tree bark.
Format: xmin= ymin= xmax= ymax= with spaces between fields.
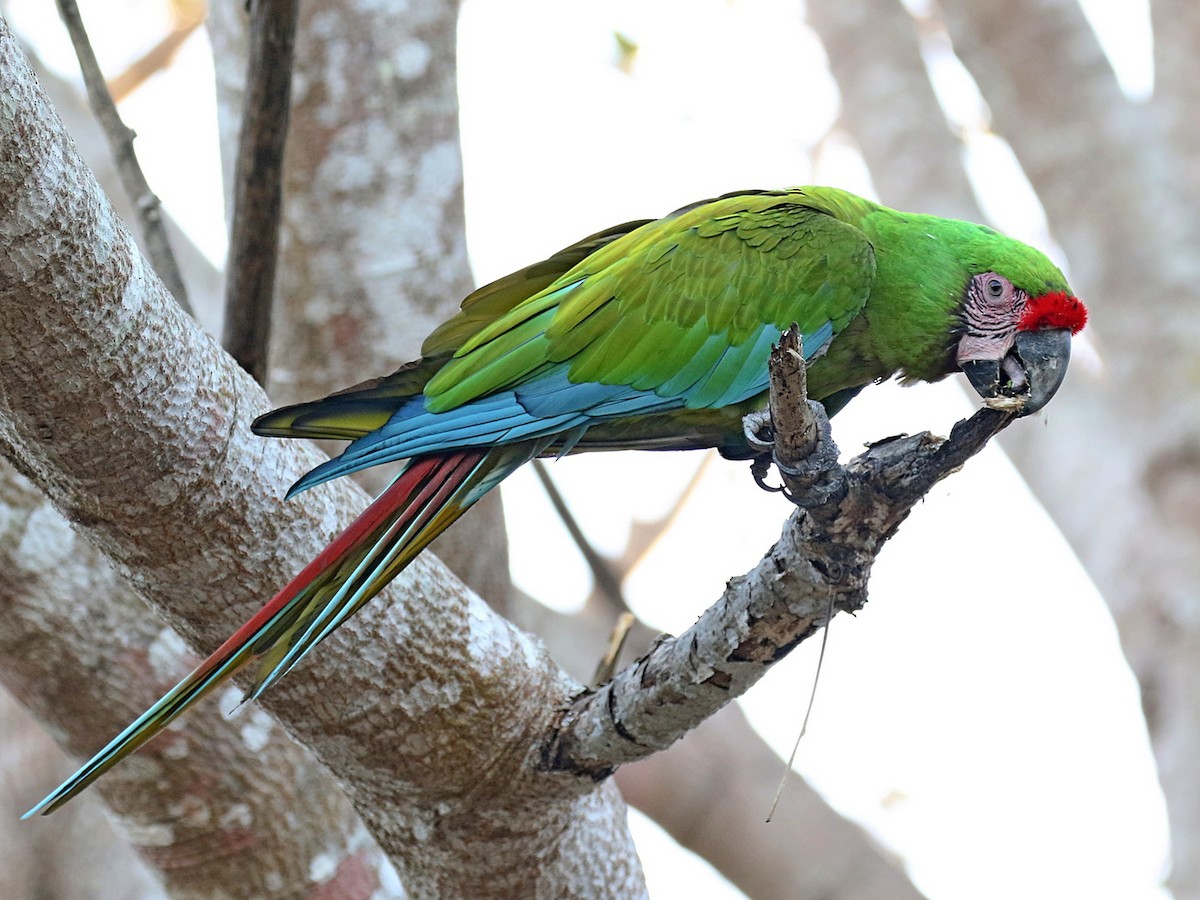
xmin=0 ymin=459 xmax=388 ymax=899
xmin=208 ymin=0 xmax=510 ymax=605
xmin=0 ymin=23 xmax=392 ymax=900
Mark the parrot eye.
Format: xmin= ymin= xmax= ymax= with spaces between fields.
xmin=986 ymin=278 xmax=1004 ymax=298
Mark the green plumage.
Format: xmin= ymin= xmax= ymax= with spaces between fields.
xmin=259 ymin=186 xmax=1071 ymax=459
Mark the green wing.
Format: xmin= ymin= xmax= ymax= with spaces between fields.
xmin=253 ymin=220 xmax=652 ymax=440
xmin=257 ymin=189 xmax=878 ymax=455
xmin=424 ymin=190 xmax=876 ymax=414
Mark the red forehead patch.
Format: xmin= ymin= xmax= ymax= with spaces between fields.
xmin=1018 ymin=291 xmax=1088 ymax=334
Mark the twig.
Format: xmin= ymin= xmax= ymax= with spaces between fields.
xmin=56 ymin=0 xmax=192 ymax=314
xmin=746 ymin=325 xmax=846 ymax=505
xmin=221 ymin=0 xmax=300 ymax=386
xmin=591 ymin=612 xmax=636 ymax=687
xmin=767 ymin=326 xmax=817 ymax=465
xmin=107 ymin=4 xmax=207 ymax=103
xmin=765 ymin=585 xmax=834 ymax=823
xmin=532 ymin=458 xmax=629 ymax=609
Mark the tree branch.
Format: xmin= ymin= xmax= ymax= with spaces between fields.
xmin=3 ymin=12 xmax=1009 ymax=896
xmin=220 ymin=0 xmax=299 ymax=384
xmin=54 ymin=0 xmax=192 ymax=314
xmin=207 ymin=0 xmax=516 ymax=607
xmin=547 ymin=328 xmax=1013 ymax=774
xmin=511 ymin=588 xmax=926 ymax=898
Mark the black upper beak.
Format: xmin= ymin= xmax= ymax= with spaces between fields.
xmin=961 ymin=328 xmax=1073 ymax=417
xmin=1013 ymin=328 xmax=1072 ymax=415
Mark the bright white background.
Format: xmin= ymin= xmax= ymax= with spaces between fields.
xmin=7 ymin=1 xmax=1170 ymax=897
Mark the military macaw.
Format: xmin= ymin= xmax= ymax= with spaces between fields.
xmin=25 ymin=186 xmax=1087 ymax=816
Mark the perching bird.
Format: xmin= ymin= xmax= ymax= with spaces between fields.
xmin=25 ymin=186 xmax=1087 ymax=816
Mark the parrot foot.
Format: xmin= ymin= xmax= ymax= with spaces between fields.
xmin=743 ymin=409 xmax=790 ymax=494
xmin=743 ymin=402 xmax=845 ymax=507
xmin=743 ymin=409 xmax=777 ymax=454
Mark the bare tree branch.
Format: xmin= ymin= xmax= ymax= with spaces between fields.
xmin=810 ymin=0 xmax=1193 ymax=892
xmin=930 ymin=2 xmax=1200 ymax=893
xmin=54 ymin=0 xmax=192 ymax=314
xmin=207 ymin=0 xmax=514 ymax=608
xmin=532 ymin=458 xmax=629 ymax=610
xmin=547 ymin=335 xmax=1013 ymax=773
xmin=220 ymin=0 xmax=299 ymax=384
xmin=514 ymin=588 xmax=928 ymax=899
xmin=0 ymin=17 xmax=1021 ymax=896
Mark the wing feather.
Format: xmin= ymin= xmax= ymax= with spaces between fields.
xmin=273 ymin=189 xmax=878 ymax=488
xmin=427 ymin=191 xmax=875 ymax=413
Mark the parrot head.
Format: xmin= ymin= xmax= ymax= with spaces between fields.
xmin=954 ymin=272 xmax=1088 ymax=416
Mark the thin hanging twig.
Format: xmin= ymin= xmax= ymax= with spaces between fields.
xmin=531 ymin=459 xmax=628 ymax=609
xmin=221 ymin=0 xmax=300 ymax=386
xmin=107 ymin=1 xmax=208 ymax=103
xmin=617 ymin=450 xmax=713 ymax=576
xmin=55 ymin=0 xmax=192 ymax=314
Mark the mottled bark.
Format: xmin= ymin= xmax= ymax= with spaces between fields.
xmin=0 ymin=22 xmax=643 ymax=897
xmin=20 ymin=36 xmax=222 ymax=333
xmin=2 ymin=28 xmax=386 ymax=900
xmin=207 ymin=0 xmax=509 ymax=605
xmin=55 ymin=0 xmax=192 ymax=313
xmin=0 ymin=14 xmax=1027 ymax=897
xmin=0 ymin=459 xmax=391 ymax=899
xmin=0 ymin=690 xmax=163 ymax=900
xmin=805 ymin=0 xmax=979 ymax=221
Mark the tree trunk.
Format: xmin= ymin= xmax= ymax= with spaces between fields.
xmin=0 ymin=20 xmax=644 ymax=896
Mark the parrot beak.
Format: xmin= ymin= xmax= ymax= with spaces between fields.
xmin=961 ymin=328 xmax=1073 ymax=417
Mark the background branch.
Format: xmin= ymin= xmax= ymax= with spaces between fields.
xmin=807 ymin=0 xmax=1184 ymax=891
xmin=220 ymin=0 xmax=299 ymax=384
xmin=55 ymin=0 xmax=192 ymax=314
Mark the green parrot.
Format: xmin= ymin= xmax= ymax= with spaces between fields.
xmin=25 ymin=186 xmax=1086 ymax=816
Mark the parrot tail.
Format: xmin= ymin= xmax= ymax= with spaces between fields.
xmin=23 ymin=446 xmax=523 ymax=818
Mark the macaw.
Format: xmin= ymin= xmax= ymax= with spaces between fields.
xmin=25 ymin=186 xmax=1087 ymax=816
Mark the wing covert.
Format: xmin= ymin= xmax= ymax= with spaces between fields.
xmin=426 ymin=191 xmax=875 ymax=414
